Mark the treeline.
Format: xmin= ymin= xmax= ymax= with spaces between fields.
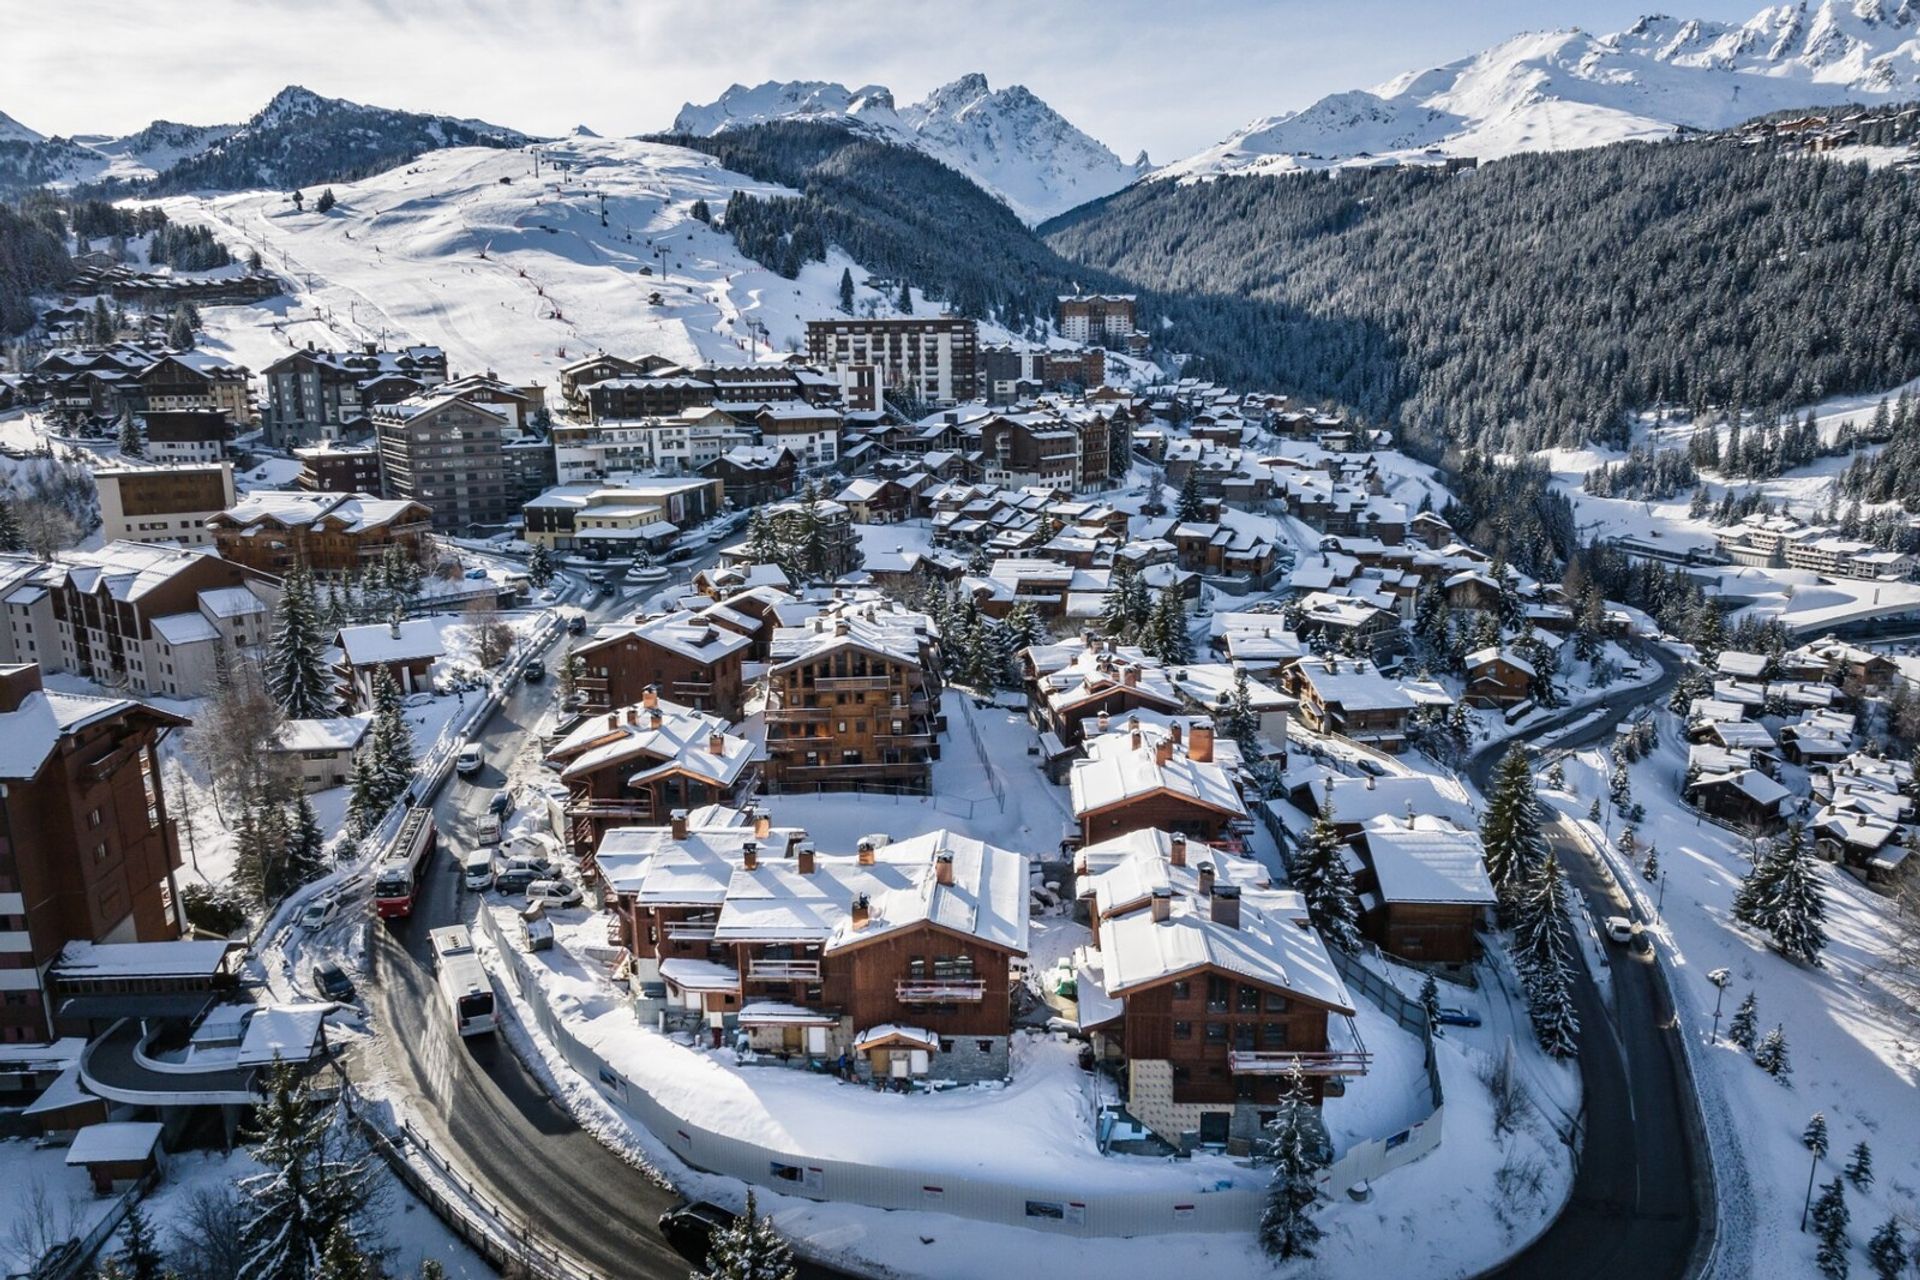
xmin=1583 ymin=446 xmax=1696 ymax=500
xmin=1043 ymin=138 xmax=1920 ymax=458
xmin=0 ymin=200 xmax=70 ymax=335
xmin=148 ymin=220 xmax=232 ymax=270
xmin=1839 ymin=389 xmax=1920 ymax=513
xmin=1686 ymin=410 xmax=1839 ymax=480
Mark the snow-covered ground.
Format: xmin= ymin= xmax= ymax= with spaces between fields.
xmin=0 ymin=1143 xmax=118 ymax=1277
xmin=1545 ymin=728 xmax=1920 ymax=1280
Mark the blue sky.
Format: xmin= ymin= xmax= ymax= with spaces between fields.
xmin=11 ymin=0 xmax=1773 ymax=161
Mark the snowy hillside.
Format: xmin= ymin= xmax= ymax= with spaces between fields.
xmin=153 ymin=136 xmax=902 ymax=386
xmin=1159 ymin=0 xmax=1920 ymax=179
xmin=672 ymin=74 xmax=1142 ymax=224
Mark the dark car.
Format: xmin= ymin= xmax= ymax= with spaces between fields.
xmin=663 ymin=547 xmax=695 ymax=564
xmin=1434 ymin=1006 xmax=1482 ymax=1028
xmin=659 ymin=1201 xmax=736 ymax=1263
xmin=523 ymin=659 xmax=546 ymax=682
xmin=566 ymin=615 xmax=586 ymax=635
xmin=494 ymin=867 xmax=541 ymax=894
xmin=313 ymin=963 xmax=356 ymax=1002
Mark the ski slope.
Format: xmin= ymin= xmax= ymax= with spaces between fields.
xmin=152 ymin=136 xmax=880 ymax=387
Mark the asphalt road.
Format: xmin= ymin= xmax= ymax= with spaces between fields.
xmin=362 ymin=578 xmax=850 ymax=1279
xmin=1470 ymin=644 xmax=1707 ymax=1280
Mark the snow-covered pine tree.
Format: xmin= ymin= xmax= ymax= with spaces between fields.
xmin=1257 ymin=1062 xmax=1326 ymax=1260
xmin=0 ymin=499 xmax=21 ymax=554
xmin=1480 ymin=746 xmax=1543 ymax=914
xmin=1761 ymin=823 xmax=1829 ymax=965
xmin=344 ymin=753 xmax=383 ymax=840
xmin=838 ymin=268 xmax=854 ymax=313
xmin=1812 ymin=1177 xmax=1850 ymax=1280
xmin=367 ymin=666 xmax=415 ymax=806
xmin=1728 ymin=991 xmax=1759 ymax=1051
xmin=698 ymin=1190 xmax=796 ymax=1280
xmin=116 ymin=409 xmax=143 ymax=457
xmin=1545 ymin=759 xmax=1566 ymax=791
xmin=316 ymin=187 xmax=337 ymax=213
xmin=1731 ymin=834 xmax=1781 ymax=929
xmin=268 ymin=567 xmax=333 ymax=720
xmin=1512 ymin=852 xmax=1581 ymax=1058
xmin=115 ymin=1206 xmax=165 ymax=1280
xmin=314 ymin=1226 xmax=370 ymax=1280
xmin=1100 ymin=564 xmax=1135 ymax=636
xmin=1754 ymin=1023 xmax=1792 ymax=1081
xmin=287 ymin=792 xmax=328 ymax=887
xmin=1865 ymin=1217 xmax=1905 ymax=1280
xmin=1175 ymin=469 xmax=1205 ymax=523
xmin=1148 ymin=587 xmax=1192 ymax=663
xmin=1845 ymin=1141 xmax=1872 ymax=1190
xmin=1803 ymin=1111 xmax=1829 ymax=1160
xmin=1618 ymin=824 xmax=1638 ymax=866
xmin=896 ymin=278 xmax=913 ymax=315
xmin=526 ymin=543 xmax=554 ymax=588
xmin=1293 ymin=795 xmax=1361 ymax=953
xmin=167 ymin=303 xmax=196 ymax=350
xmin=236 ymin=1059 xmax=374 ymax=1280
xmin=1642 ymin=842 xmax=1660 ymax=883
xmin=1418 ymin=972 xmax=1442 ymax=1036
xmin=1225 ymin=666 xmax=1262 ymax=755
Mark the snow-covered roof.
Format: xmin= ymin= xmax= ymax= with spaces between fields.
xmin=1291 ymin=659 xmax=1417 ymax=712
xmin=66 ymin=1121 xmax=164 ymax=1166
xmin=236 ymin=1004 xmax=329 ymax=1066
xmin=150 ymin=611 xmax=221 ymax=646
xmin=547 ymin=698 xmax=750 ymax=787
xmin=595 ymin=818 xmax=808 ymax=905
xmin=738 ymin=1002 xmax=838 ymax=1026
xmin=1294 ymin=770 xmax=1478 ymax=831
xmin=1069 ymin=724 xmax=1247 ymax=820
xmin=275 ymin=715 xmax=373 ymax=754
xmin=198 ymin=585 xmax=269 ymax=618
xmin=852 ymin=1024 xmax=941 ymax=1051
xmin=337 ymin=618 xmax=445 ymax=666
xmin=1100 ymin=888 xmax=1353 ymax=1013
xmin=1690 ymin=768 xmax=1791 ymax=808
xmin=55 ymin=939 xmax=240 ymax=979
xmin=0 ymin=687 xmax=144 ymax=780
xmin=1360 ymin=816 xmax=1496 ymax=906
xmin=658 ymin=957 xmax=742 ymax=992
xmin=585 ymin=611 xmax=751 ymax=665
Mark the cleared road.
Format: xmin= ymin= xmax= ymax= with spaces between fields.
xmin=1472 ymin=644 xmax=1706 ymax=1280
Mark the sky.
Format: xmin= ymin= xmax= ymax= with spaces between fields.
xmin=9 ymin=0 xmax=1774 ymax=162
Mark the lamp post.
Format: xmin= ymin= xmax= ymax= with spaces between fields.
xmin=1707 ymin=967 xmax=1731 ymax=1044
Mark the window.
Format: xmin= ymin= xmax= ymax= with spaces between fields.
xmin=1238 ymin=984 xmax=1261 ymax=1014
xmin=1204 ymin=1022 xmax=1227 ymax=1044
xmin=1233 ymin=1024 xmax=1255 ymax=1051
xmin=1263 ymin=1023 xmax=1289 ymax=1049
xmin=1173 ymin=1020 xmax=1192 ymax=1040
xmin=1170 ymin=979 xmax=1190 ymax=1001
xmin=1264 ymin=992 xmax=1290 ymax=1013
xmin=1206 ymin=976 xmax=1231 ymax=1013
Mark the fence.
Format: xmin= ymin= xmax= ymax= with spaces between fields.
xmin=25 ymin=1170 xmax=157 ymax=1280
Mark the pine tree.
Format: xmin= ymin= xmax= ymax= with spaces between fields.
xmin=1545 ymin=759 xmax=1566 ymax=791
xmin=316 ymin=187 xmax=337 ymax=213
xmin=744 ymin=508 xmax=779 ymax=565
xmin=1175 ymin=469 xmax=1205 ymax=522
xmin=0 ymin=498 xmax=23 ymax=553
xmin=1728 ymin=991 xmax=1759 ymax=1051
xmin=344 ymin=753 xmax=384 ymax=840
xmin=1418 ymin=972 xmax=1443 ymax=1036
xmin=287 ymin=793 xmax=328 ymax=887
xmin=1512 ymin=852 xmax=1581 ymax=1058
xmin=1844 ymin=1141 xmax=1873 ymax=1190
xmin=1865 ymin=1218 xmax=1905 ymax=1280
xmin=690 ymin=198 xmax=712 ymax=224
xmin=237 ymin=1060 xmax=374 ymax=1280
xmin=526 ymin=543 xmax=555 ymax=588
xmin=1258 ymin=1063 xmax=1326 ymax=1260
xmin=1146 ymin=587 xmax=1192 ymax=663
xmin=314 ymin=1226 xmax=370 ymax=1280
xmin=1480 ymin=747 xmax=1544 ymax=912
xmin=117 ymin=409 xmax=143 ymax=457
xmin=167 ymin=303 xmax=196 ymax=350
xmin=1618 ymin=824 xmax=1638 ymax=866
xmin=268 ymin=567 xmax=333 ymax=720
xmin=698 ymin=1190 xmax=796 ymax=1280
xmin=367 ymin=666 xmax=415 ymax=805
xmin=1293 ymin=797 xmax=1361 ymax=953
xmin=896 ymin=278 xmax=913 ymax=315
xmin=1224 ymin=666 xmax=1262 ymax=756
xmin=1641 ymin=842 xmax=1660 ymax=883
xmin=1803 ymin=1111 xmax=1829 ymax=1160
xmin=1754 ymin=1023 xmax=1792 ymax=1080
xmin=1812 ymin=1177 xmax=1850 ymax=1280
xmin=1764 ymin=823 xmax=1829 ymax=965
xmin=1100 ymin=563 xmax=1136 ymax=636
xmin=115 ymin=1206 xmax=165 ymax=1280
xmin=838 ymin=268 xmax=855 ymax=313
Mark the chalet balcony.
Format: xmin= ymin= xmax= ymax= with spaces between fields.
xmin=811 ymin=675 xmax=895 ymax=693
xmin=763 ymin=705 xmax=835 ymax=724
xmin=747 ymin=959 xmax=822 ymax=981
xmin=873 ymin=731 xmax=938 ymax=748
xmin=663 ymin=921 xmax=718 ymax=941
xmin=776 ymin=760 xmax=932 ymax=778
xmin=1226 ymin=1049 xmax=1372 ymax=1077
xmin=565 ymin=797 xmax=655 ymax=820
xmin=670 ymin=680 xmax=714 ymax=700
xmin=896 ymin=979 xmax=986 ymax=1002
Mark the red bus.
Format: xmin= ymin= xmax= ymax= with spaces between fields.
xmin=372 ymin=808 xmax=437 ymax=919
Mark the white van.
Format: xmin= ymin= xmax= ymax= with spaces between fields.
xmin=478 ymin=813 xmax=503 ymax=846
xmin=462 ymin=848 xmax=495 ymax=890
xmin=456 ymin=743 xmax=484 ymax=777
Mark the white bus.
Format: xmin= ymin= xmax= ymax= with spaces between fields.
xmin=427 ymin=925 xmax=496 ymax=1036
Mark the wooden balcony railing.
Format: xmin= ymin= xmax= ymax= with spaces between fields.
xmin=896 ymin=979 xmax=986 ymax=1002
xmin=811 ymin=675 xmax=895 ymax=692
xmin=663 ymin=921 xmax=718 ymax=941
xmin=747 ymin=959 xmax=822 ymax=981
xmin=565 ymin=797 xmax=654 ymax=819
xmin=1226 ymin=1049 xmax=1372 ymax=1077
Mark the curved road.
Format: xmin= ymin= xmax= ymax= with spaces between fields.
xmin=1470 ymin=644 xmax=1708 ymax=1280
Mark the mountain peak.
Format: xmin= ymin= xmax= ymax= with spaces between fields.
xmin=0 ymin=108 xmax=46 ymax=145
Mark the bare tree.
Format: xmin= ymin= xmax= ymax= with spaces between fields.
xmin=5 ymin=1175 xmax=80 ymax=1269
xmin=181 ymin=656 xmax=289 ymax=823
xmin=14 ymin=499 xmax=79 ymax=560
xmin=464 ymin=599 xmax=517 ymax=670
xmin=167 ymin=1184 xmax=249 ymax=1280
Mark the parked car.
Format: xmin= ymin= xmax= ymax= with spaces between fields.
xmin=489 ymin=789 xmax=515 ymax=818
xmin=525 ymin=879 xmax=584 ymax=909
xmin=662 ymin=547 xmax=694 ymax=564
xmin=498 ymin=853 xmax=559 ymax=880
xmin=566 ymin=614 xmax=586 ymax=635
xmin=1604 ymin=916 xmax=1638 ymax=945
xmin=523 ymin=659 xmax=546 ymax=682
xmin=1434 ymin=1006 xmax=1481 ymax=1029
xmin=404 ymin=691 xmax=434 ymax=708
xmin=456 ymin=743 xmax=484 ymax=776
xmin=659 ymin=1202 xmax=736 ymax=1264
xmin=539 ymin=588 xmax=559 ymax=602
xmin=494 ymin=867 xmax=542 ymax=894
xmin=462 ymin=848 xmax=495 ymax=890
xmin=463 ymin=566 xmax=489 ymax=580
xmin=313 ymin=963 xmax=356 ymax=1002
xmin=297 ymin=898 xmax=338 ymax=931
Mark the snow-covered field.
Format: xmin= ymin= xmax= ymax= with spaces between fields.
xmin=1547 ymin=729 xmax=1920 ymax=1280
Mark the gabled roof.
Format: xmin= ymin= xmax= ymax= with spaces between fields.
xmin=1100 ymin=888 xmax=1352 ymax=1012
xmin=337 ymin=619 xmax=444 ymax=666
xmin=1360 ymin=816 xmax=1496 ymax=906
xmin=1070 ymin=725 xmax=1247 ymax=820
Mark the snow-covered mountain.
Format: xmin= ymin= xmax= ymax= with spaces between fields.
xmin=671 ymin=74 xmax=1142 ymax=224
xmin=1159 ymin=0 xmax=1920 ymax=180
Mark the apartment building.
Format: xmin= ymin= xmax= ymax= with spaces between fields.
xmin=0 ymin=663 xmax=189 ymax=1043
xmin=572 ymin=611 xmax=751 ymax=720
xmin=372 ymin=392 xmax=517 ymax=534
xmin=1056 ymin=294 xmax=1137 ymax=345
xmin=138 ymin=410 xmax=232 ymax=464
xmin=261 ymin=343 xmax=448 ymax=447
xmin=206 ymin=490 xmax=433 ymax=576
xmin=94 ymin=464 xmax=235 ymax=548
xmin=805 ymin=317 xmax=979 ymax=410
xmin=521 ymin=477 xmax=724 ymax=552
xmin=294 ymin=441 xmax=383 ymax=495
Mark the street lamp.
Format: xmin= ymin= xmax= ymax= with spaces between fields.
xmin=1707 ymin=968 xmax=1731 ymax=1044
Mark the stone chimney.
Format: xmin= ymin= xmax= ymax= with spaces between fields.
xmin=1210 ymin=884 xmax=1241 ymax=930
xmin=708 ymin=732 xmax=725 ymax=755
xmin=1150 ymin=886 xmax=1173 ymax=923
xmin=1197 ymin=861 xmax=1216 ymax=897
xmin=934 ymin=851 xmax=954 ymax=887
xmin=389 ymin=618 xmax=402 ymax=639
xmin=1123 ymin=666 xmax=1139 ymax=688
xmin=669 ymin=809 xmax=688 ymax=840
xmin=626 ymin=707 xmax=639 ymax=726
xmin=834 ymin=618 xmax=850 ymax=637
xmin=1097 ymin=712 xmax=1110 ymax=735
xmin=742 ymin=840 xmax=759 ymax=871
xmin=851 ymin=892 xmax=871 ymax=930
xmin=1189 ymin=723 xmax=1214 ymax=764
xmin=650 ymin=708 xmax=664 ymax=730
xmin=1170 ymin=721 xmax=1183 ymax=747
xmin=1170 ymin=832 xmax=1188 ymax=867
xmin=642 ymin=685 xmax=659 ymax=709
xmin=1129 ymin=717 xmax=1143 ymax=751
xmin=754 ymin=810 xmax=773 ymax=839
xmin=1155 ymin=740 xmax=1174 ymax=767
xmin=857 ymin=839 xmax=876 ymax=865
xmin=797 ymin=844 xmax=816 ymax=875
xmin=607 ymin=712 xmax=619 ymax=730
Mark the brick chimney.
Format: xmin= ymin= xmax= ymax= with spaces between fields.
xmin=650 ymin=708 xmax=664 ymax=730
xmin=669 ymin=809 xmax=688 ymax=840
xmin=708 ymin=732 xmax=725 ymax=755
xmin=1123 ymin=666 xmax=1139 ymax=688
xmin=857 ymin=840 xmax=876 ymax=866
xmin=851 ymin=892 xmax=871 ymax=930
xmin=797 ymin=844 xmax=816 ymax=875
xmin=1129 ymin=717 xmax=1142 ymax=751
xmin=1189 ymin=723 xmax=1214 ymax=764
xmin=1210 ymin=884 xmax=1241 ymax=929
xmin=1150 ymin=886 xmax=1173 ymax=923
xmin=626 ymin=707 xmax=639 ymax=726
xmin=934 ymin=850 xmax=955 ymax=887
xmin=642 ymin=685 xmax=659 ymax=709
xmin=1169 ymin=832 xmax=1187 ymax=867
xmin=1096 ymin=712 xmax=1110 ymax=735
xmin=1154 ymin=740 xmax=1173 ymax=767
xmin=1170 ymin=721 xmax=1183 ymax=747
xmin=743 ymin=840 xmax=759 ymax=871
xmin=1196 ymin=861 xmax=1216 ymax=897
xmin=754 ymin=810 xmax=773 ymax=839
